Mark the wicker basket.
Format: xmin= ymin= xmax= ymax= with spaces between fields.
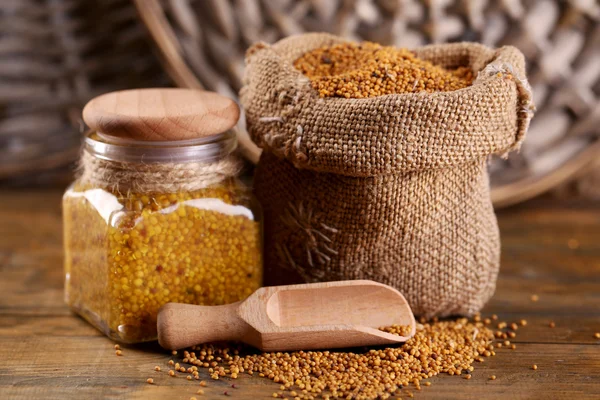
xmin=136 ymin=0 xmax=600 ymax=207
xmin=0 ymin=0 xmax=168 ymax=181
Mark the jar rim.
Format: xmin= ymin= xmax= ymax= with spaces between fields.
xmin=83 ymin=130 xmax=237 ymax=163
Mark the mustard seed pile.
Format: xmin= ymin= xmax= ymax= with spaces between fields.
xmin=160 ymin=317 xmax=524 ymax=399
xmin=379 ymin=324 xmax=413 ymax=337
xmin=294 ymin=42 xmax=474 ymax=98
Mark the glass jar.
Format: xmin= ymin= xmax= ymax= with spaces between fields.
xmin=63 ymin=130 xmax=263 ymax=343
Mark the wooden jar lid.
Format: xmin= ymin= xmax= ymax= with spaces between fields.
xmin=82 ymin=88 xmax=240 ymax=141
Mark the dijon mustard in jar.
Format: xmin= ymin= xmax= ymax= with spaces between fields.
xmin=63 ymin=89 xmax=262 ymax=342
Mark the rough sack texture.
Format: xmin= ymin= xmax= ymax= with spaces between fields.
xmin=240 ymin=33 xmax=534 ymax=317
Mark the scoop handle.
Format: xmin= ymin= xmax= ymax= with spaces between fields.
xmin=157 ymin=302 xmax=249 ymax=350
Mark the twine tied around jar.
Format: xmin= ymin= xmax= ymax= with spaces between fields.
xmin=79 ymin=150 xmax=242 ymax=194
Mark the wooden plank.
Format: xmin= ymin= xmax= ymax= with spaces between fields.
xmin=0 ymin=315 xmax=102 ymax=337
xmin=0 ymin=191 xmax=599 ymax=399
xmin=0 ymin=250 xmax=65 ymax=314
xmin=0 ymin=336 xmax=276 ymax=399
xmin=420 ymin=343 xmax=600 ymax=400
xmin=0 ymin=336 xmax=598 ymax=399
xmin=487 ymin=277 xmax=600 ymax=315
xmin=1 ymin=312 xmax=598 ymax=347
xmin=2 ymin=233 xmax=598 ymax=317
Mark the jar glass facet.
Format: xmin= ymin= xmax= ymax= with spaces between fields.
xmin=63 ymin=133 xmax=262 ymax=342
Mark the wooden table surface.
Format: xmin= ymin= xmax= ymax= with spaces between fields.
xmin=0 ymin=190 xmax=599 ymax=400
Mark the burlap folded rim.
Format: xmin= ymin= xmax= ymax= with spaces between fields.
xmin=241 ymin=32 xmax=535 ymax=177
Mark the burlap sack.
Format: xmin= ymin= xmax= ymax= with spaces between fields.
xmin=240 ymin=33 xmax=534 ymax=317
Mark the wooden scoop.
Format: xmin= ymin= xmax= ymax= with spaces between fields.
xmin=157 ymin=280 xmax=416 ymax=352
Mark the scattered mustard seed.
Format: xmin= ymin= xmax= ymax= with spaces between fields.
xmin=520 ymin=319 xmax=528 ymax=326
xmin=114 ymin=344 xmax=120 ymax=350
xmin=531 ymin=294 xmax=539 ymax=302
xmin=567 ymin=238 xmax=580 ymax=249
xmin=489 ymin=375 xmax=496 ymax=380
xmin=379 ymin=324 xmax=412 ymax=336
xmin=549 ymin=321 xmax=556 ymax=328
xmin=200 ymin=381 xmax=207 ymax=387
xmin=465 ymin=374 xmax=472 ymax=380
xmin=154 ymin=366 xmax=161 ymax=372
xmin=168 ymin=360 xmax=174 ymax=366
xmin=594 ymin=333 xmax=600 ymax=339
xmin=197 ymin=389 xmax=204 ymax=395
xmin=511 ymin=344 xmax=517 ymax=350
xmin=168 ymin=318 xmax=497 ymax=399
xmin=115 ymin=350 xmax=122 ymax=356
xmin=168 ymin=370 xmax=175 ymax=377
xmin=532 ymin=365 xmax=538 ymax=370
xmin=146 ymin=378 xmax=153 ymax=384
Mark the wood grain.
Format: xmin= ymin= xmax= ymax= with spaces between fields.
xmin=157 ymin=281 xmax=415 ymax=351
xmin=0 ymin=190 xmax=599 ymax=399
xmin=82 ymin=88 xmax=240 ymax=141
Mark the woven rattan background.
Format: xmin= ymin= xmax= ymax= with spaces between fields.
xmin=139 ymin=0 xmax=600 ymax=203
xmin=0 ymin=0 xmax=168 ymax=183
